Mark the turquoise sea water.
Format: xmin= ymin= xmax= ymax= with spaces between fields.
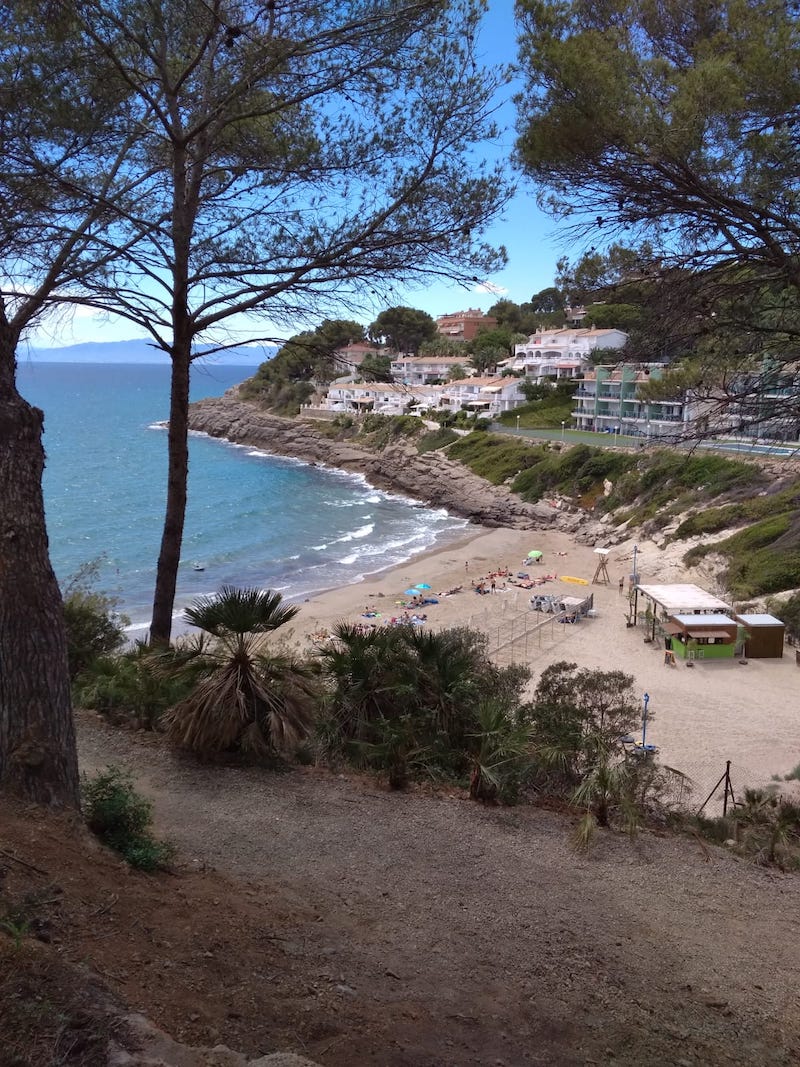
xmin=17 ymin=362 xmax=467 ymax=633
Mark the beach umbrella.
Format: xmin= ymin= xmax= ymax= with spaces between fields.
xmin=415 ymin=582 xmax=431 ymax=590
xmin=527 ymin=550 xmax=543 ymax=559
xmin=404 ymin=588 xmax=418 ymax=596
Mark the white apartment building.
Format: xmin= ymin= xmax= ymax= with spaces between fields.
xmin=502 ymin=327 xmax=628 ymax=382
xmin=390 ymin=355 xmax=470 ymax=385
xmin=320 ymin=382 xmax=439 ymax=415
xmin=317 ymin=376 xmax=523 ymax=418
xmin=438 ymin=376 xmax=523 ymax=415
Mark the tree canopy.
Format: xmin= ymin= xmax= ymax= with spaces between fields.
xmin=517 ymin=0 xmax=800 ymax=284
xmin=0 ymin=2 xmax=148 ymax=806
xmin=57 ymin=0 xmax=511 ymax=642
xmin=368 ymin=306 xmax=439 ymax=354
xmin=515 ymin=0 xmax=800 ymax=434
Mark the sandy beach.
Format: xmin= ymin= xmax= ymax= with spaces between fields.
xmin=294 ymin=522 xmax=800 ymax=801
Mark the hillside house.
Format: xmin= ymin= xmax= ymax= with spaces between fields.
xmin=390 ymin=355 xmax=470 ymax=385
xmin=435 ymin=308 xmax=497 ymax=342
xmin=502 ymin=327 xmax=628 ymax=382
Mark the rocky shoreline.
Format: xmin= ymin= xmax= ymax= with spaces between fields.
xmin=188 ymin=395 xmax=594 ymax=535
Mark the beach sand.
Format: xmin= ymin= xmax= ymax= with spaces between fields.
xmin=294 ymin=522 xmax=800 ymax=800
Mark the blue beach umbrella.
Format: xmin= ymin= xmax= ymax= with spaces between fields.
xmin=404 ymin=588 xmax=418 ymax=596
xmin=415 ymin=582 xmax=431 ymax=590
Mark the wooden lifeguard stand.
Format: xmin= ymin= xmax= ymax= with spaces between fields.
xmin=592 ymin=547 xmax=612 ymax=585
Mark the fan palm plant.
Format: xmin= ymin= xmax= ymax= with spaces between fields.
xmin=733 ymin=789 xmax=800 ymax=867
xmin=467 ymin=701 xmax=533 ymax=804
xmin=162 ymin=587 xmax=318 ymax=759
xmin=404 ymin=627 xmax=480 ymax=745
xmin=317 ymin=621 xmax=415 ymax=743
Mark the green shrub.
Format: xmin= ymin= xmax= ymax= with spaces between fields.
xmin=81 ymin=767 xmax=173 ymax=872
xmin=359 ymin=413 xmax=421 ymax=450
xmin=724 ymin=545 xmax=800 ymax=598
xmin=74 ymin=646 xmax=192 ymax=729
xmin=417 ymin=427 xmax=459 ymax=453
xmin=511 ymin=443 xmax=633 ymax=504
xmin=61 ymin=561 xmax=128 ymax=681
xmin=674 ymin=504 xmax=747 ymax=539
xmin=771 ymin=592 xmax=800 ymax=642
xmin=317 ymin=623 xmax=530 ymax=789
xmin=448 ymin=432 xmax=544 ymax=484
xmin=721 ymin=513 xmax=792 ymax=553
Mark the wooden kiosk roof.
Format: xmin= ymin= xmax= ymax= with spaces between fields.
xmin=636 ymin=584 xmax=732 ymax=614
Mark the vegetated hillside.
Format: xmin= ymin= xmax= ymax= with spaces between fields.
xmin=309 ymin=416 xmax=799 ymax=599
xmin=444 ymin=430 xmax=800 ymax=599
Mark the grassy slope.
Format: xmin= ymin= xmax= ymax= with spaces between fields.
xmin=298 ymin=411 xmax=799 ymax=599
xmin=445 ymin=430 xmax=800 ymax=598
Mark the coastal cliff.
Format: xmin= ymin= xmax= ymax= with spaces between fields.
xmin=187 ymin=396 xmax=583 ymax=532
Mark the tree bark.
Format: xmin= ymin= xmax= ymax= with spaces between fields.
xmin=0 ymin=336 xmax=80 ymax=808
xmin=149 ymin=350 xmax=191 ymax=645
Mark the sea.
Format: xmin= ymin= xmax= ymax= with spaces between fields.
xmin=16 ymin=362 xmax=468 ymax=635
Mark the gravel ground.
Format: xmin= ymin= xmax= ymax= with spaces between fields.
xmin=78 ymin=714 xmax=800 ymax=1066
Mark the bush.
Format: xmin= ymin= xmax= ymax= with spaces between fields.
xmin=512 ymin=443 xmax=633 ymax=504
xmin=417 ymin=427 xmax=459 ymax=453
xmin=448 ymin=432 xmax=544 ymax=484
xmin=61 ymin=561 xmax=128 ymax=681
xmin=81 ymin=767 xmax=173 ymax=871
xmin=74 ymin=646 xmax=193 ymax=729
xmin=317 ymin=623 xmax=531 ymax=792
xmin=359 ymin=413 xmax=421 ymax=449
xmin=771 ymin=592 xmax=800 ymax=642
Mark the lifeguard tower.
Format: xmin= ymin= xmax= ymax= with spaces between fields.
xmin=592 ymin=547 xmax=612 ymax=585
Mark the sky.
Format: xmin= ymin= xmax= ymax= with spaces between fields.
xmin=31 ymin=0 xmax=564 ymax=350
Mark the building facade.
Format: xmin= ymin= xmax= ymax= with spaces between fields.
xmin=503 ymin=327 xmax=628 ymax=382
xmin=572 ymin=364 xmax=687 ymax=436
xmin=316 ymin=376 xmax=522 ymax=418
xmin=435 ymin=308 xmax=497 ymax=342
xmin=390 ymin=355 xmax=470 ymax=385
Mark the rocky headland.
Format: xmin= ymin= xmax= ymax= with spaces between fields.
xmin=188 ymin=395 xmax=594 ymax=535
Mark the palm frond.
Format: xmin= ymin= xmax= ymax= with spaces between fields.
xmin=184 ymin=586 xmax=299 ymax=637
xmin=571 ymin=812 xmax=597 ymax=852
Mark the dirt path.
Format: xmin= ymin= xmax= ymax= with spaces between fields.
xmin=78 ymin=715 xmax=800 ymax=1066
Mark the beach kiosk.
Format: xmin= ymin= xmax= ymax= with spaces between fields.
xmin=634 ymin=583 xmax=733 ymax=643
xmin=736 ymin=614 xmax=786 ymax=658
xmin=663 ymin=613 xmax=738 ymax=660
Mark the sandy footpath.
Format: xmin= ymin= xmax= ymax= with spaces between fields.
xmin=292 ymin=523 xmax=800 ymax=798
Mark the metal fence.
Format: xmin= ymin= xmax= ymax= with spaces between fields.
xmin=481 ymin=601 xmax=577 ymax=666
xmin=663 ymin=756 xmax=777 ymax=817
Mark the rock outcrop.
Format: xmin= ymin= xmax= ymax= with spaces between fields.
xmin=188 ymin=397 xmax=565 ymax=531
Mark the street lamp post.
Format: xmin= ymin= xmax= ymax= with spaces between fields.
xmin=561 ymin=420 xmax=565 ymax=440
xmin=642 ymin=692 xmax=650 ymax=747
xmin=516 ymin=414 xmax=521 ymax=431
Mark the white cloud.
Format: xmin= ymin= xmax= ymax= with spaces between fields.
xmin=472 ymin=281 xmax=509 ymax=295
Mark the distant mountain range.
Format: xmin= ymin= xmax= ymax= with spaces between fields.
xmin=25 ymin=339 xmax=273 ymax=366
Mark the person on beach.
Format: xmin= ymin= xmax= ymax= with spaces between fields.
xmin=490 ymin=578 xmax=496 ymax=593
xmin=619 ymin=577 xmax=624 ymax=594
xmin=465 ymin=560 xmax=469 ymax=572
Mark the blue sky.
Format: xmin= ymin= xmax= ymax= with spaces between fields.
xmin=33 ymin=1 xmax=563 ymax=349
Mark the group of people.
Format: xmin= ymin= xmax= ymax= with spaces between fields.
xmin=471 ymin=566 xmax=511 ymax=595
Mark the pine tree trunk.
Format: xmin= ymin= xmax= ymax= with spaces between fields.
xmin=0 ymin=339 xmax=79 ymax=808
xmin=149 ymin=350 xmax=191 ymax=645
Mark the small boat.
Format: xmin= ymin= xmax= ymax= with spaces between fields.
xmin=560 ymin=575 xmax=589 ymax=585
xmin=192 ymin=562 xmax=205 ymax=572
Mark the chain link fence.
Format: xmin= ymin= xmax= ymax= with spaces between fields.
xmin=664 ymin=757 xmax=780 ymax=817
